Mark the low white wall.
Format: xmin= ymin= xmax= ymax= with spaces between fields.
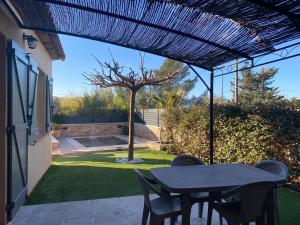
xmin=27 ymin=134 xmax=52 ymax=194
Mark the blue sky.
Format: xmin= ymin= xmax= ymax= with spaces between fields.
xmin=53 ymin=35 xmax=300 ymax=99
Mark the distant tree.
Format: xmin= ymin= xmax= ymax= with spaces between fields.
xmin=135 ymin=86 xmax=156 ymax=109
xmin=153 ymin=59 xmax=197 ymax=107
xmin=281 ymin=97 xmax=300 ymax=111
xmin=140 ymin=59 xmax=197 ymax=108
xmin=112 ymin=87 xmax=129 ymax=110
xmin=57 ymin=95 xmax=83 ymax=116
xmin=185 ymin=91 xmax=228 ymax=106
xmin=152 ymin=88 xmax=185 ymax=109
xmin=84 ymin=54 xmax=182 ymax=161
xmin=79 ymin=89 xmax=115 ymax=116
xmin=233 ymin=65 xmax=283 ymax=105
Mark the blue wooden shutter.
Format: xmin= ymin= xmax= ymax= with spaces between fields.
xmin=7 ymin=41 xmax=29 ymax=221
xmin=45 ymin=76 xmax=53 ymax=132
xmin=27 ymin=61 xmax=39 ymax=144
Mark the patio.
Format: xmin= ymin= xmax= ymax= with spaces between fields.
xmin=2 ymin=1 xmax=300 ymax=225
xmin=12 ymin=195 xmax=233 ymax=225
xmin=23 ymin=150 xmax=300 ymax=225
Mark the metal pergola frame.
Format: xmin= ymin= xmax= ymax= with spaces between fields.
xmin=3 ymin=0 xmax=300 ymax=164
xmin=187 ymin=40 xmax=300 ymax=164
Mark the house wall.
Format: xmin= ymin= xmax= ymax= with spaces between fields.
xmin=0 ymin=4 xmax=53 ymax=223
xmin=27 ymin=134 xmax=52 ymax=194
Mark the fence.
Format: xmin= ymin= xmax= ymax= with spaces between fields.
xmin=136 ymin=109 xmax=165 ymax=127
xmin=53 ymin=109 xmax=165 ymax=127
xmin=52 ymin=110 xmax=128 ymax=124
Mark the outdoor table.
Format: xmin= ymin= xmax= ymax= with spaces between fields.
xmin=151 ymin=163 xmax=285 ymax=225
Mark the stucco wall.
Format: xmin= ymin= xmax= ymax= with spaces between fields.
xmin=27 ymin=134 xmax=52 ymax=194
xmin=0 ymin=4 xmax=52 ymax=75
xmin=53 ymin=123 xmax=128 ymax=138
xmin=134 ymin=123 xmax=161 ymax=141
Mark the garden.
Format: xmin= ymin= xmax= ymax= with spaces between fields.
xmin=52 ymin=59 xmax=300 ymax=191
xmin=27 ymin=149 xmax=299 ymax=225
xmin=45 ymin=58 xmax=300 ymax=225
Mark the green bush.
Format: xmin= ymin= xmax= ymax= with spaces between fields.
xmin=163 ymin=104 xmax=300 ymax=191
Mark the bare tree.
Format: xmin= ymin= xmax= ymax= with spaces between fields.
xmin=84 ymin=54 xmax=182 ymax=161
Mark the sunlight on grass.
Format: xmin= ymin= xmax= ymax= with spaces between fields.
xmin=27 ymin=149 xmax=174 ymax=204
xmin=51 ymin=150 xmax=174 ymax=170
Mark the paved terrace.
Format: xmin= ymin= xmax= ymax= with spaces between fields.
xmin=11 ymin=195 xmax=232 ymax=225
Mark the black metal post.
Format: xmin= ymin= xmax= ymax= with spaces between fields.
xmin=209 ymin=70 xmax=214 ymax=164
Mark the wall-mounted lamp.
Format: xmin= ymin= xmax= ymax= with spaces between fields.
xmin=23 ymin=33 xmax=38 ymax=49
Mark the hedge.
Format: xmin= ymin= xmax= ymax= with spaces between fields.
xmin=162 ymin=104 xmax=300 ymax=191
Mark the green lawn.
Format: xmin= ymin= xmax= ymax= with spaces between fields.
xmin=277 ymin=188 xmax=300 ymax=225
xmin=27 ymin=149 xmax=174 ymax=204
xmin=27 ymin=149 xmax=300 ymax=225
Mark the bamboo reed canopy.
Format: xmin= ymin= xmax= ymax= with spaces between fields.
xmin=7 ymin=0 xmax=300 ymax=70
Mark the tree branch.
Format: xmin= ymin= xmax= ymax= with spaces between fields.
xmin=83 ymin=52 xmax=184 ymax=91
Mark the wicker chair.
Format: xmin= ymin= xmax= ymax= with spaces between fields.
xmin=255 ymin=160 xmax=289 ymax=225
xmin=134 ymin=168 xmax=182 ymax=225
xmin=212 ymin=181 xmax=275 ymax=225
xmin=171 ymin=155 xmax=223 ymax=225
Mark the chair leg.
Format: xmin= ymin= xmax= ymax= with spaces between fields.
xmin=216 ymin=197 xmax=223 ymax=225
xmin=227 ymin=220 xmax=239 ymax=225
xmin=219 ymin=214 xmax=223 ymax=225
xmin=198 ymin=202 xmax=204 ymax=218
xmin=256 ymin=216 xmax=266 ymax=225
xmin=173 ymin=216 xmax=178 ymax=223
xmin=274 ymin=189 xmax=280 ymax=225
xmin=170 ymin=217 xmax=177 ymax=225
xmin=142 ymin=203 xmax=149 ymax=225
xmin=150 ymin=213 xmax=164 ymax=225
xmin=207 ymin=201 xmax=213 ymax=225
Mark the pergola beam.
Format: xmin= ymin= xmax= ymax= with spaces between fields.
xmin=188 ymin=64 xmax=211 ymax=92
xmin=35 ymin=0 xmax=252 ymax=60
xmin=246 ymin=0 xmax=300 ymax=31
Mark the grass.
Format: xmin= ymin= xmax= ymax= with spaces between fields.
xmin=27 ymin=149 xmax=174 ymax=204
xmin=27 ymin=149 xmax=300 ymax=225
xmin=277 ymin=188 xmax=300 ymax=225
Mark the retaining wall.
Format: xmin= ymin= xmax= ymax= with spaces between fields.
xmin=134 ymin=123 xmax=161 ymax=141
xmin=52 ymin=122 xmax=128 ymax=138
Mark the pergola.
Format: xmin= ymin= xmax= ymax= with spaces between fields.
xmin=4 ymin=0 xmax=300 ymax=163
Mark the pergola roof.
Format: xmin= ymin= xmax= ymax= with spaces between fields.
xmin=7 ymin=0 xmax=300 ymax=70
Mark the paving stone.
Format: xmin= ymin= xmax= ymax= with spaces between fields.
xmin=11 ymin=195 xmax=230 ymax=225
xmin=61 ymin=217 xmax=96 ymax=225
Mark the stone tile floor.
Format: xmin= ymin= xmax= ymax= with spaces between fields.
xmin=52 ymin=135 xmax=160 ymax=155
xmin=11 ymin=195 xmax=227 ymax=225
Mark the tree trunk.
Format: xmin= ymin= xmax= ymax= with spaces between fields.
xmin=128 ymin=90 xmax=136 ymax=161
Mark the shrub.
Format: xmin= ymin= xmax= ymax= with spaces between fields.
xmin=164 ymin=104 xmax=300 ymax=191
